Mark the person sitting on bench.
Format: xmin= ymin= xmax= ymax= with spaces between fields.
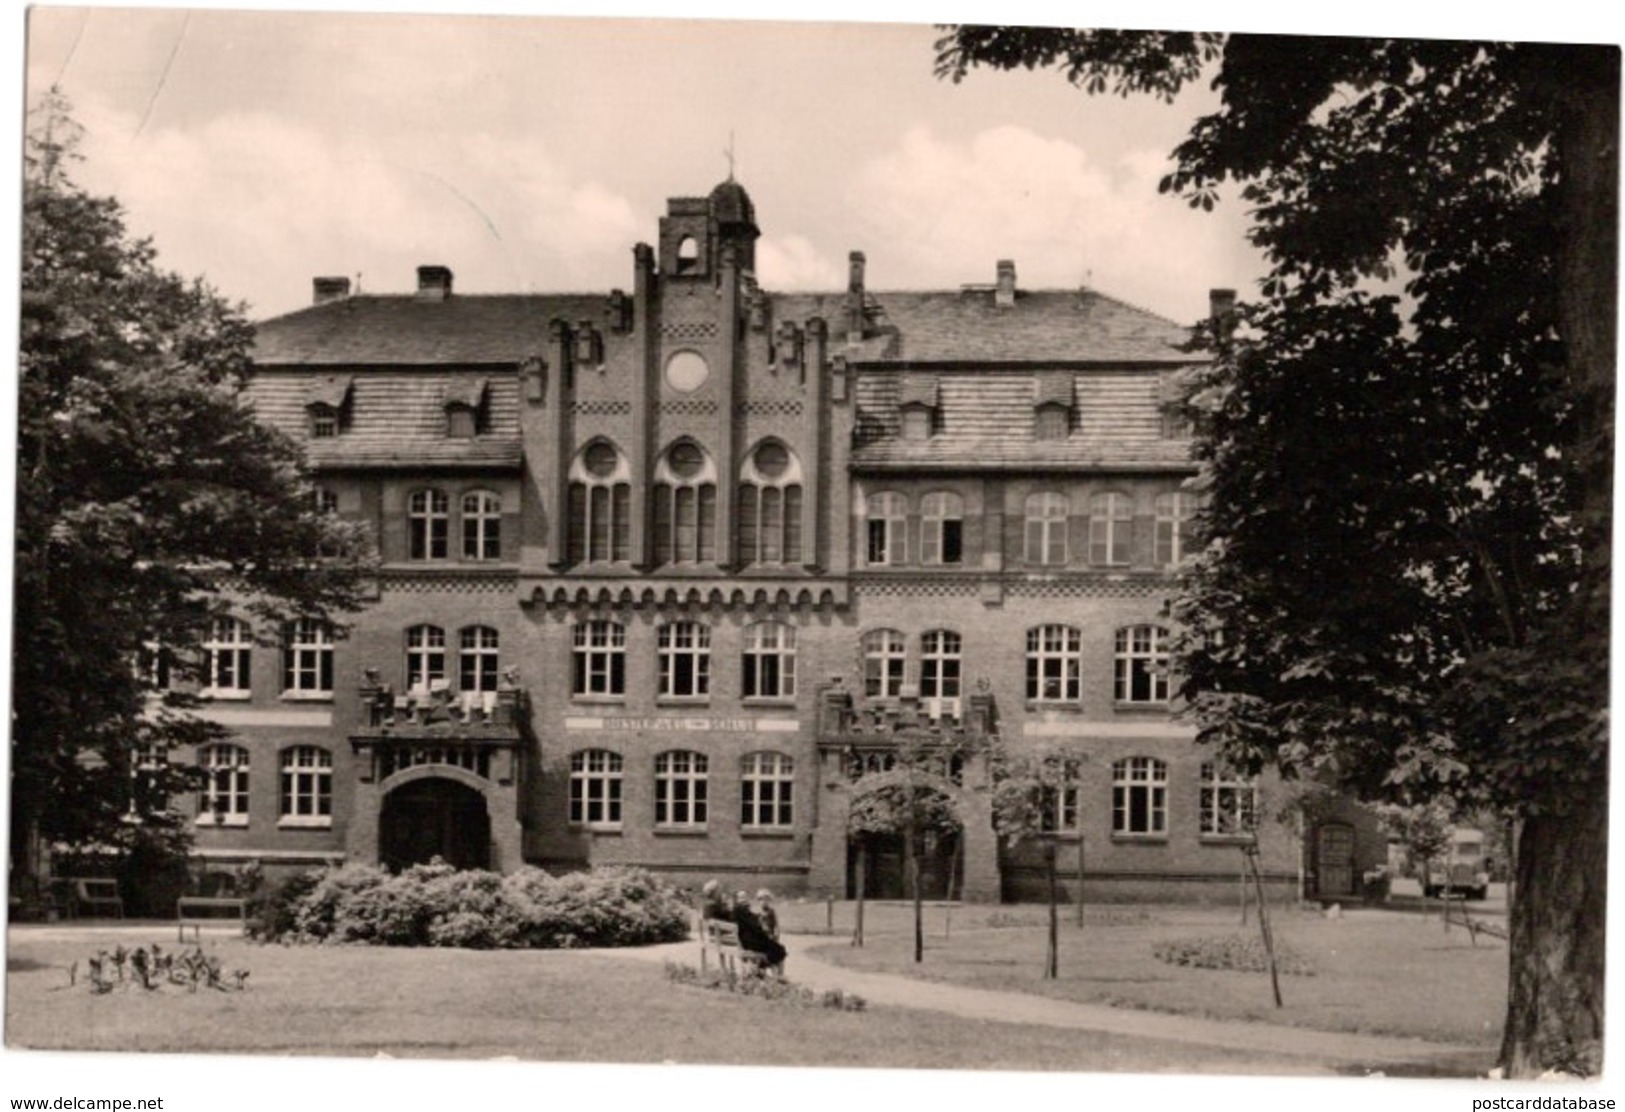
xmin=731 ymin=889 xmax=786 ymax=976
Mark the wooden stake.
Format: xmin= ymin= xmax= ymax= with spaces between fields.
xmin=1245 ymin=842 xmax=1283 ymax=1008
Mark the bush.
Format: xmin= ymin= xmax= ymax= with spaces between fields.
xmin=662 ymin=961 xmax=865 ymax=1011
xmin=273 ymin=860 xmax=690 ymax=949
xmin=246 ymin=869 xmax=323 ymax=942
xmin=1152 ymin=934 xmax=1316 ymax=976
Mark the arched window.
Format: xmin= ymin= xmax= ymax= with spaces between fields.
xmin=865 ymin=492 xmax=908 ymax=566
xmin=406 ymin=625 xmax=447 ymax=693
xmin=1200 ymin=762 xmax=1258 ymax=838
xmin=920 ymin=629 xmax=962 ymax=700
xmin=1112 ymin=756 xmax=1168 ymax=836
xmin=459 ymin=626 xmax=500 ymax=692
xmin=1154 ymin=491 xmax=1198 ymax=567
xmin=1026 ymin=624 xmax=1081 ymax=703
xmin=676 ymin=235 xmax=700 ymax=274
xmin=408 ymin=488 xmax=449 ymax=560
xmin=1024 ymin=491 xmax=1068 ymax=566
xmin=738 ymin=441 xmax=804 ymax=565
xmin=283 ymin=618 xmax=334 ymax=697
xmin=920 ymin=491 xmax=964 ymax=565
xmin=658 ymin=621 xmax=711 ymax=698
xmin=568 ymin=442 xmax=631 ymax=564
xmin=741 ymin=752 xmax=794 ymax=829
xmin=462 ymin=490 xmax=502 ymax=561
xmin=1089 ymin=491 xmax=1133 ymax=566
xmin=863 ymin=628 xmax=907 ymax=698
xmin=654 ymin=441 xmax=718 ymax=565
xmin=203 ymin=616 xmax=252 ymax=698
xmin=569 ymin=749 xmax=623 ymax=827
xmin=655 ymin=750 xmax=709 ymax=828
xmin=573 ymin=620 xmax=626 ymax=697
xmin=198 ymin=743 xmax=250 ymax=825
xmin=1114 ymin=625 xmax=1170 ymax=704
xmin=742 ymin=622 xmax=796 ymax=700
xmin=279 ymin=746 xmax=332 ymax=825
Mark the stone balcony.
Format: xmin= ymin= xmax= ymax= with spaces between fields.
xmin=351 ymin=673 xmax=529 ymax=787
xmin=813 ymin=682 xmax=997 ymax=783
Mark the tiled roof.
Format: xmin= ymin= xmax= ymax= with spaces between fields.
xmin=252 ymin=294 xmax=607 ymax=366
xmin=770 ymin=288 xmax=1200 ymax=365
xmin=852 ymin=368 xmax=1193 ymax=471
xmin=246 ymin=370 xmax=522 ymax=471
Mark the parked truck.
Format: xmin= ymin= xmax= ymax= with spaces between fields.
xmin=1423 ymin=826 xmax=1491 ymax=900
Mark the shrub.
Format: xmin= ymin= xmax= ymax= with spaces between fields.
xmin=1153 ymin=934 xmax=1316 ymax=976
xmin=245 ymin=869 xmax=323 ymax=942
xmin=662 ymin=961 xmax=865 ymax=1011
xmin=276 ymin=861 xmax=690 ymax=949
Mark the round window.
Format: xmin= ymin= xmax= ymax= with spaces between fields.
xmin=753 ymin=441 xmax=789 ymax=480
xmin=668 ymin=442 xmax=705 ymax=479
xmin=665 ymin=350 xmax=710 ymax=393
xmin=583 ymin=442 xmax=619 ymax=478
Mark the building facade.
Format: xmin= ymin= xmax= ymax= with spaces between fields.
xmin=180 ymin=179 xmax=1318 ymax=902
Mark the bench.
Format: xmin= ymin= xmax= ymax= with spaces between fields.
xmin=1442 ymin=895 xmax=1508 ymax=946
xmin=176 ymin=896 xmax=248 ymax=941
xmin=71 ymin=878 xmax=124 ymax=919
xmin=698 ymin=917 xmax=767 ymax=978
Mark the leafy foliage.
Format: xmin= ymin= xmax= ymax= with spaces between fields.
xmin=987 ymin=744 xmax=1085 ymax=845
xmin=13 ymin=90 xmax=372 ymax=867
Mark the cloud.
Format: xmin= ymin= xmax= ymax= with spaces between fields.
xmin=847 ymin=125 xmax=1257 ymax=322
xmin=756 ymin=234 xmax=843 ymax=289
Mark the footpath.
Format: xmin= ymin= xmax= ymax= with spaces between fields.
xmin=611 ymin=932 xmax=1492 ymax=1074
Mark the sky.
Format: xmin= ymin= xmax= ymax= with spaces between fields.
xmin=22 ymin=5 xmax=1271 ymax=325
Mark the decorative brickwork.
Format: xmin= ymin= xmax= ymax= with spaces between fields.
xmin=661 ymin=320 xmax=719 ymax=341
xmin=571 ymin=400 xmax=633 ymax=416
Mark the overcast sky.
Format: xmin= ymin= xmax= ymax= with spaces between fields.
xmin=22 ymin=6 xmax=1280 ymax=325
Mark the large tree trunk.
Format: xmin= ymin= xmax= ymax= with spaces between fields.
xmin=1500 ymin=788 xmax=1607 ymax=1076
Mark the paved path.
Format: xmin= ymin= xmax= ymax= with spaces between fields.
xmin=610 ymin=932 xmax=1491 ymax=1073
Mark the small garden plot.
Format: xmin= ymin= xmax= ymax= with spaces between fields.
xmin=1153 ymin=934 xmax=1316 ymax=976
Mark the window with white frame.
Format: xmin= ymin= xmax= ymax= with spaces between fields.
xmin=462 ymin=490 xmax=502 ymax=561
xmin=1112 ymin=756 xmax=1168 ymax=836
xmin=741 ymin=751 xmax=794 ymax=829
xmin=737 ymin=441 xmax=804 ymax=565
xmin=459 ymin=626 xmax=500 ymax=692
xmin=406 ymin=624 xmax=447 ymax=692
xmin=1200 ymin=762 xmax=1258 ymax=837
xmin=573 ymin=620 xmax=626 ymax=697
xmin=1089 ymin=491 xmax=1133 ymax=566
xmin=1026 ymin=624 xmax=1081 ymax=703
xmin=653 ymin=441 xmax=718 ymax=565
xmin=280 ymin=746 xmax=332 ymax=825
xmin=283 ymin=618 xmax=334 ymax=697
xmin=408 ymin=488 xmax=449 ymax=560
xmin=865 ymin=491 xmax=908 ymax=566
xmin=203 ymin=616 xmax=253 ymax=698
xmin=654 ymin=750 xmax=709 ymax=828
xmin=568 ymin=442 xmax=632 ymax=564
xmin=1115 ymin=625 xmax=1170 ymax=704
xmin=920 ymin=629 xmax=962 ymax=699
xmin=920 ymin=491 xmax=964 ymax=565
xmin=1023 ymin=491 xmax=1069 ymax=566
xmin=128 ymin=743 xmax=169 ymax=818
xmin=863 ymin=629 xmax=907 ymax=698
xmin=312 ymin=487 xmax=339 ymax=515
xmin=1043 ymin=781 xmax=1081 ymax=834
xmin=569 ymin=749 xmax=623 ymax=827
xmin=742 ymin=622 xmax=796 ymax=700
xmin=658 ymin=621 xmax=711 ymax=699
xmin=1154 ymin=491 xmax=1197 ymax=567
xmin=198 ymin=743 xmax=250 ymax=825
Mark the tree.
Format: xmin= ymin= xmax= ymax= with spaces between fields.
xmin=988 ymin=745 xmax=1085 ymax=979
xmin=13 ymin=91 xmax=372 ymax=900
xmin=937 ymin=31 xmax=1614 ymax=1076
xmin=1373 ymin=799 xmax=1455 ymax=913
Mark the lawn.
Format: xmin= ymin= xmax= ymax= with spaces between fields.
xmin=5 ymin=927 xmax=1328 ymax=1074
xmin=792 ymin=901 xmax=1507 ymax=1046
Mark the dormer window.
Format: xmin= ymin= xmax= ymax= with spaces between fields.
xmin=899 ymin=376 xmax=939 ymax=441
xmin=305 ymin=375 xmax=353 ymax=439
xmin=443 ymin=378 xmax=488 ymax=439
xmin=1033 ymin=372 xmax=1074 ymax=441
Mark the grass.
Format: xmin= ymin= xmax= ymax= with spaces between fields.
xmin=803 ymin=902 xmax=1507 ymax=1046
xmin=5 ymin=927 xmax=1328 ymax=1074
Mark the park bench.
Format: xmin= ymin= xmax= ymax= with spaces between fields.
xmin=176 ymin=895 xmax=248 ymax=941
xmin=698 ymin=917 xmax=767 ymax=978
xmin=1442 ymin=895 xmax=1508 ymax=946
xmin=70 ymin=878 xmax=124 ymax=919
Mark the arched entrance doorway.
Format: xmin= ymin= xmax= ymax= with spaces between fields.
xmin=1315 ymin=821 xmax=1356 ymax=898
xmin=380 ymin=777 xmax=491 ymax=872
xmin=845 ymin=777 xmax=965 ymax=900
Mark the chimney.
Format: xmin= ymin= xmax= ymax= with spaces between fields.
xmin=312 ymin=276 xmax=351 ymax=305
xmin=995 ymin=259 xmax=1017 ymax=308
xmin=1209 ymin=288 xmax=1237 ymax=324
xmin=846 ymin=251 xmax=866 ymax=342
xmin=416 ymin=265 xmax=454 ymax=300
